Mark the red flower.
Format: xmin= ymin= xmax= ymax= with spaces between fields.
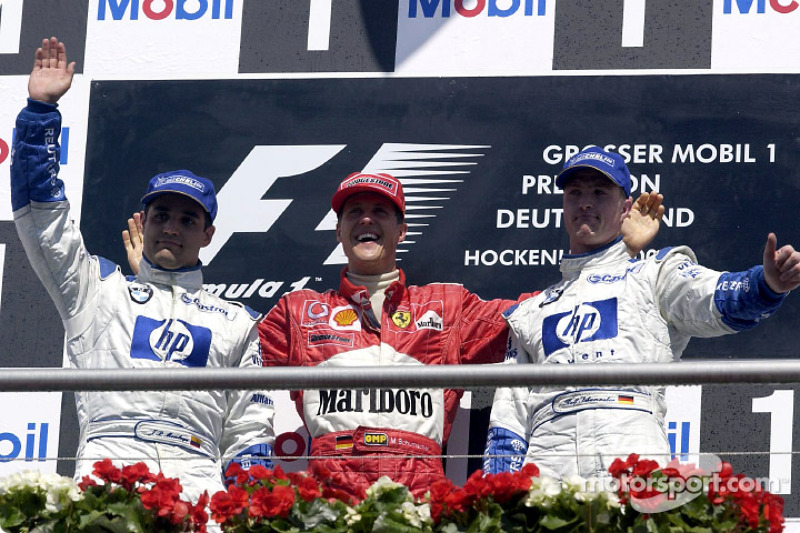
xmin=248 ymin=464 xmax=272 ymax=482
xmin=272 ymin=465 xmax=289 ymax=481
xmin=120 ymin=462 xmax=155 ymax=490
xmin=78 ymin=475 xmax=97 ymax=490
xmin=632 ymin=458 xmax=659 ymax=478
xmin=462 ymin=469 xmax=492 ymax=500
xmin=519 ymin=463 xmax=540 ymax=478
xmin=764 ymin=492 xmax=785 ymax=533
xmin=92 ymin=458 xmax=122 ymax=483
xmin=210 ymin=484 xmax=249 ymax=523
xmin=250 ymin=484 xmax=295 ymax=519
xmin=190 ymin=492 xmax=210 ymax=528
xmin=140 ymin=479 xmax=181 ymax=516
xmin=224 ymin=462 xmax=251 ymax=486
xmin=428 ymin=478 xmax=456 ymax=504
xmin=295 ymin=475 xmax=322 ymax=502
xmin=443 ymin=487 xmax=473 ymax=514
xmin=485 ymin=471 xmax=531 ymax=504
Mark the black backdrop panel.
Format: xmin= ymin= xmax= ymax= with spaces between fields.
xmin=82 ymin=75 xmax=800 ymax=360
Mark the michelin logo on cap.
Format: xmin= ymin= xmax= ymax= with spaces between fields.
xmin=154 ymin=175 xmax=206 ymax=191
xmin=568 ymin=152 xmax=616 ymax=167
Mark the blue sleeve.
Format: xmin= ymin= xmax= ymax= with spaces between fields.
xmin=715 ymin=266 xmax=785 ymax=331
xmin=483 ymin=427 xmax=528 ymax=475
xmin=223 ymin=443 xmax=274 ymax=485
xmin=11 ymin=99 xmax=66 ymax=211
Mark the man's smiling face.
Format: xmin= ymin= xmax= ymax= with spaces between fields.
xmin=336 ymin=192 xmax=407 ymax=275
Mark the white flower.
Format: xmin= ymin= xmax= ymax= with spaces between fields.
xmin=603 ymin=490 xmax=622 ymax=509
xmin=400 ymin=501 xmax=433 ymax=528
xmin=344 ymin=506 xmax=362 ymax=526
xmin=365 ymin=475 xmax=410 ymax=500
xmin=524 ymin=476 xmax=562 ymax=507
xmin=0 ymin=471 xmax=82 ymax=517
xmin=42 ymin=474 xmax=82 ymax=513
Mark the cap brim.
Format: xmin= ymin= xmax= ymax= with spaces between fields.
xmin=141 ymin=190 xmax=212 ymax=215
xmin=556 ymin=164 xmax=621 ymax=191
xmin=331 ymin=185 xmax=404 ymax=214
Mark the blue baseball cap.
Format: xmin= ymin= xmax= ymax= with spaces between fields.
xmin=556 ymin=147 xmax=631 ymax=197
xmin=141 ymin=170 xmax=218 ymax=222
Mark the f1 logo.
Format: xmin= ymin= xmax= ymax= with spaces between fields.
xmin=553 ymin=0 xmax=712 ymax=69
xmin=202 ymin=142 xmax=489 ymax=266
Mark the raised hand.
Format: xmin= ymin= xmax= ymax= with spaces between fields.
xmin=763 ymin=233 xmax=800 ymax=293
xmin=28 ymin=37 xmax=75 ymax=104
xmin=622 ymin=191 xmax=665 ymax=257
xmin=122 ymin=211 xmax=145 ymax=275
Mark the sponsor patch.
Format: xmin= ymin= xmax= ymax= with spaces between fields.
xmin=415 ymin=310 xmax=443 ymax=331
xmin=180 ymin=294 xmax=235 ymax=320
xmin=542 ymin=298 xmax=618 ymax=357
xmin=154 ymin=175 xmax=205 ymax=191
xmin=392 ymin=311 xmax=411 ymax=328
xmin=539 ymin=288 xmax=564 ymax=307
xmin=327 ymin=305 xmax=361 ymax=331
xmin=302 ymin=300 xmax=331 ymax=326
xmin=130 ymin=317 xmax=212 ymax=367
xmin=587 ymin=264 xmax=644 ymax=284
xmin=307 ymin=329 xmax=354 ymax=347
xmin=392 ymin=300 xmax=445 ymax=333
xmin=128 ymin=284 xmax=153 ymax=304
xmin=251 ymin=393 xmax=274 ymax=406
xmin=333 ymin=308 xmax=359 ymax=327
xmin=568 ymin=151 xmax=615 ymax=167
xmin=363 ymin=432 xmax=389 ymax=446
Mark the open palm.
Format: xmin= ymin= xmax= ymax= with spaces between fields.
xmin=28 ymin=37 xmax=75 ymax=104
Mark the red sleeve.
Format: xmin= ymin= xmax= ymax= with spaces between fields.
xmin=457 ymin=289 xmax=539 ymax=365
xmin=258 ymin=296 xmax=294 ymax=367
xmin=257 ymin=296 xmax=306 ymax=420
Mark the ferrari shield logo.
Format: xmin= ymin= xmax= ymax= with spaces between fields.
xmin=392 ymin=311 xmax=411 ymax=328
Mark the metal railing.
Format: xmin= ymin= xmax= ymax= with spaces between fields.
xmin=0 ymin=359 xmax=799 ymax=391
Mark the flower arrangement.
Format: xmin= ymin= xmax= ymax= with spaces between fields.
xmin=0 ymin=459 xmax=207 ymax=532
xmin=0 ymin=455 xmax=785 ymax=532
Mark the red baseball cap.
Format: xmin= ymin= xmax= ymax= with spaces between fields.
xmin=331 ymin=172 xmax=405 ymax=214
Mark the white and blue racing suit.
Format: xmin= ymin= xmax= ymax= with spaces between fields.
xmin=11 ymin=99 xmax=275 ymax=501
xmin=484 ymin=236 xmax=785 ymax=479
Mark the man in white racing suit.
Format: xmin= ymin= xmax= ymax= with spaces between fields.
xmin=11 ymin=37 xmax=275 ymax=501
xmin=484 ymin=145 xmax=800 ymax=480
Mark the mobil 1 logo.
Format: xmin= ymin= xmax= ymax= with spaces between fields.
xmin=701 ymin=384 xmax=800 ymax=515
xmin=552 ymin=0 xmax=712 ymax=70
xmin=239 ymin=0 xmax=399 ymax=73
xmin=0 ymin=0 xmax=87 ymax=75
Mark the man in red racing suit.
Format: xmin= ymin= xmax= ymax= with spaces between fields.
xmin=258 ymin=172 xmax=662 ymax=498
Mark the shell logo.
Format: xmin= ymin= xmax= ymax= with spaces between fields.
xmin=333 ymin=309 xmax=358 ymax=327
